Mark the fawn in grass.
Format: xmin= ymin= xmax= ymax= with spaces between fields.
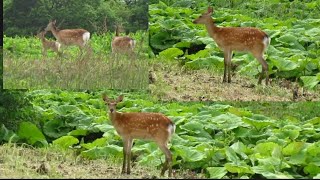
xmin=36 ymin=31 xmax=61 ymax=57
xmin=102 ymin=94 xmax=175 ymax=177
xmin=45 ymin=20 xmax=90 ymax=55
xmin=111 ymin=24 xmax=136 ymax=56
xmin=193 ymin=6 xmax=271 ymax=85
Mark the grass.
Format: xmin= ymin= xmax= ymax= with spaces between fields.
xmin=0 ymin=143 xmax=205 ymax=179
xmin=3 ymin=51 xmax=149 ymax=90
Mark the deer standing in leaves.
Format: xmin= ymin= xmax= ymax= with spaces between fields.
xmin=45 ymin=20 xmax=90 ymax=55
xmin=102 ymin=94 xmax=175 ymax=177
xmin=193 ymin=6 xmax=271 ymax=85
xmin=111 ymin=24 xmax=136 ymax=55
xmin=36 ymin=30 xmax=61 ymax=57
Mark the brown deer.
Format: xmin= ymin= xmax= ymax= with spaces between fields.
xmin=36 ymin=30 xmax=61 ymax=57
xmin=44 ymin=20 xmax=90 ymax=54
xmin=102 ymin=94 xmax=175 ymax=177
xmin=193 ymin=6 xmax=270 ymax=85
xmin=111 ymin=24 xmax=136 ymax=55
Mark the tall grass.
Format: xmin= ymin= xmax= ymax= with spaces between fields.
xmin=3 ymin=31 xmax=150 ymax=90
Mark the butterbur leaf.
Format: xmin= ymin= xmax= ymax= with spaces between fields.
xmin=158 ymin=47 xmax=184 ymax=59
xmin=53 ymin=135 xmax=79 ymax=149
xmin=225 ymin=163 xmax=254 ymax=174
xmin=173 ymin=145 xmax=205 ymax=162
xmin=43 ymin=119 xmax=72 ymax=138
xmin=81 ymin=145 xmax=122 ymax=159
xmin=252 ymin=166 xmax=294 ymax=179
xmin=254 ymin=142 xmax=280 ymax=157
xmin=17 ymin=122 xmax=48 ymax=147
xmin=0 ymin=124 xmax=19 ymax=143
xmin=304 ymin=163 xmax=320 ymax=176
xmin=300 ymin=76 xmax=319 ymax=90
xmin=206 ymin=167 xmax=227 ymax=179
xmin=283 ymin=142 xmax=305 ymax=156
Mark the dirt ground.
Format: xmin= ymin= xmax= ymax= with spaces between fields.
xmin=149 ymin=62 xmax=320 ymax=102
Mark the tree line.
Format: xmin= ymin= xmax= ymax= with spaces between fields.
xmin=3 ymin=0 xmax=148 ymax=37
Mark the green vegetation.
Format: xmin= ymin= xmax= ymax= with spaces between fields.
xmin=149 ymin=0 xmax=320 ymax=90
xmin=3 ymin=32 xmax=150 ymax=89
xmin=1 ymin=90 xmax=320 ymax=178
xmin=3 ymin=0 xmax=148 ymax=36
xmin=2 ymin=0 xmax=320 ymax=179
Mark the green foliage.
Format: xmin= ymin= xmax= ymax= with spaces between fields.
xmin=1 ymin=89 xmax=319 ymax=178
xmin=149 ymin=0 xmax=320 ymax=89
xmin=3 ymin=0 xmax=148 ymax=36
xmin=17 ymin=122 xmax=48 ymax=147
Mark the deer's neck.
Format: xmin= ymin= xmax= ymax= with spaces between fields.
xmin=108 ymin=111 xmax=121 ymax=125
xmin=50 ymin=26 xmax=60 ymax=40
xmin=205 ymin=18 xmax=220 ymax=40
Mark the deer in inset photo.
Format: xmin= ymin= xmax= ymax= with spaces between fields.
xmin=102 ymin=94 xmax=175 ymax=177
xmin=111 ymin=24 xmax=136 ymax=56
xmin=45 ymin=20 xmax=90 ymax=56
xmin=193 ymin=6 xmax=270 ymax=85
xmin=36 ymin=30 xmax=61 ymax=57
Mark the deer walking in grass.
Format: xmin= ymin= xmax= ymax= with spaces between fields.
xmin=36 ymin=31 xmax=61 ymax=57
xmin=111 ymin=25 xmax=136 ymax=55
xmin=193 ymin=6 xmax=271 ymax=85
xmin=45 ymin=20 xmax=90 ymax=55
xmin=102 ymin=94 xmax=175 ymax=177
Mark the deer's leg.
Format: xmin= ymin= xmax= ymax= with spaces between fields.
xmin=158 ymin=142 xmax=172 ymax=177
xmin=254 ymin=54 xmax=269 ymax=85
xmin=223 ymin=50 xmax=232 ymax=83
xmin=126 ymin=138 xmax=133 ymax=174
xmin=121 ymin=138 xmax=133 ymax=174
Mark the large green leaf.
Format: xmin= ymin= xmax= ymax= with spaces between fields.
xmin=300 ymin=76 xmax=320 ymax=90
xmin=81 ymin=145 xmax=123 ymax=160
xmin=52 ymin=135 xmax=79 ymax=149
xmin=283 ymin=142 xmax=305 ymax=156
xmin=304 ymin=163 xmax=320 ymax=177
xmin=43 ymin=119 xmax=72 ymax=139
xmin=225 ymin=162 xmax=254 ymax=174
xmin=252 ymin=166 xmax=294 ymax=179
xmin=206 ymin=167 xmax=227 ymax=179
xmin=242 ymin=117 xmax=275 ymax=130
xmin=180 ymin=121 xmax=212 ymax=139
xmin=173 ymin=145 xmax=205 ymax=162
xmin=17 ymin=122 xmax=47 ymax=147
xmin=254 ymin=142 xmax=280 ymax=157
xmin=159 ymin=47 xmax=184 ymax=59
xmin=0 ymin=124 xmax=19 ymax=143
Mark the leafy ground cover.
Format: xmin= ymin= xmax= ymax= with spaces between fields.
xmin=149 ymin=0 xmax=320 ymax=90
xmin=1 ymin=89 xmax=320 ymax=178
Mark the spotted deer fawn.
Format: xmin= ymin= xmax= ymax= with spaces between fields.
xmin=36 ymin=31 xmax=61 ymax=57
xmin=111 ymin=25 xmax=136 ymax=55
xmin=193 ymin=6 xmax=271 ymax=85
xmin=45 ymin=20 xmax=90 ymax=54
xmin=102 ymin=95 xmax=175 ymax=177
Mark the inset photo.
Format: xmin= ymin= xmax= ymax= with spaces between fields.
xmin=3 ymin=0 xmax=149 ymax=90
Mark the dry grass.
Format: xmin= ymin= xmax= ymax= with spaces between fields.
xmin=3 ymin=52 xmax=149 ymax=90
xmin=0 ymin=143 xmax=205 ymax=179
xmin=149 ymin=60 xmax=320 ymax=102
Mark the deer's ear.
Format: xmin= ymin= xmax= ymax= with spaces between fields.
xmin=53 ymin=19 xmax=56 ymax=24
xmin=117 ymin=95 xmax=124 ymax=102
xmin=102 ymin=94 xmax=109 ymax=102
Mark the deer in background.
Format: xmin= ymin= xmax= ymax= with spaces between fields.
xmin=111 ymin=24 xmax=136 ymax=55
xmin=102 ymin=94 xmax=175 ymax=177
xmin=193 ymin=6 xmax=271 ymax=85
xmin=45 ymin=20 xmax=90 ymax=55
xmin=36 ymin=30 xmax=61 ymax=57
